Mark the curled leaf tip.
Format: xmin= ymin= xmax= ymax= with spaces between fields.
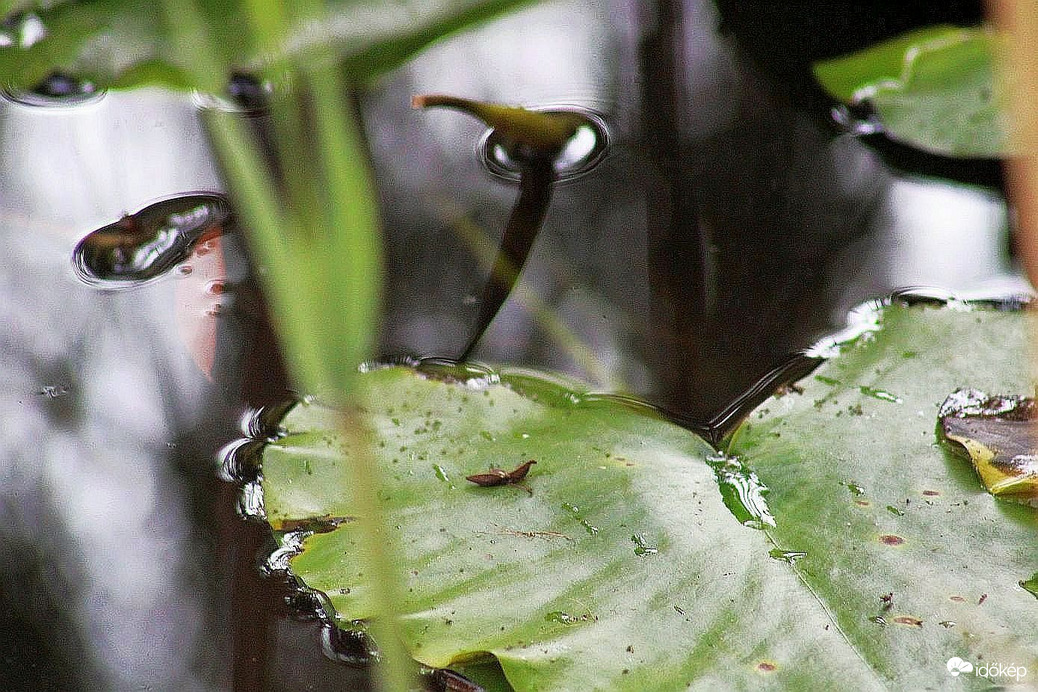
xmin=412 ymin=92 xmax=587 ymax=154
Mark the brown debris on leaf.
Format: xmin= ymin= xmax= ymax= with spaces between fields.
xmin=466 ymin=460 xmax=537 ymax=495
xmin=938 ymin=389 xmax=1038 ymax=506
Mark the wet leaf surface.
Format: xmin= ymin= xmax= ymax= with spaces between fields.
xmin=259 ymin=312 xmax=1038 ymax=689
xmin=726 ymin=301 xmax=1038 ymax=688
xmin=813 ymin=25 xmax=1008 ymax=158
xmin=260 ymin=364 xmax=883 ymax=690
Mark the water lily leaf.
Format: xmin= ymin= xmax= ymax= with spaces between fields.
xmin=726 ymin=300 xmax=1038 ymax=687
xmin=0 ymin=0 xmax=534 ymax=92
xmin=813 ymin=25 xmax=1009 ymax=158
xmin=259 ymin=335 xmax=1038 ymax=689
xmin=260 ymin=363 xmax=885 ymax=690
xmin=939 ymin=389 xmax=1038 ymax=504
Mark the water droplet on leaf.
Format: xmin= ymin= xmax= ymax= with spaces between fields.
xmin=707 ymin=453 xmax=776 ymax=529
xmin=768 ymin=549 xmax=807 ymax=564
xmin=545 ymin=611 xmax=583 ymax=625
xmin=859 ymin=386 xmax=902 ymax=403
xmin=630 ymin=534 xmax=658 ymax=556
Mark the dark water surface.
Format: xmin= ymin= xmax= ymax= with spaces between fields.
xmin=0 ymin=1 xmax=1020 ymax=690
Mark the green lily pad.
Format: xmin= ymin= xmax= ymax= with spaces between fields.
xmin=261 ymin=363 xmax=883 ymax=689
xmin=726 ymin=300 xmax=1038 ymax=686
xmin=0 ymin=0 xmax=533 ymax=92
xmin=259 ymin=310 xmax=1038 ymax=689
xmin=813 ymin=25 xmax=1009 ymax=158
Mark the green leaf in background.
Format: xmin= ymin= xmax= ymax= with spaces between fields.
xmin=261 ymin=364 xmax=881 ymax=690
xmin=0 ymin=0 xmax=534 ymax=92
xmin=726 ymin=300 xmax=1038 ymax=688
xmin=813 ymin=26 xmax=1009 ymax=158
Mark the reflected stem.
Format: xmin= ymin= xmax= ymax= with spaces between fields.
xmin=638 ymin=0 xmax=708 ymax=415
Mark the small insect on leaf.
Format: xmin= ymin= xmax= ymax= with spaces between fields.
xmin=466 ymin=460 xmax=537 ymax=495
xmin=465 ymin=469 xmax=511 ymax=486
xmin=507 ymin=460 xmax=536 ymax=482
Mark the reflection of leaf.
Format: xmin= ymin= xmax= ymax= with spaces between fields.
xmin=0 ymin=0 xmax=534 ymax=91
xmin=813 ymin=25 xmax=1008 ymax=158
xmin=727 ymin=301 xmax=1038 ymax=686
xmin=939 ymin=389 xmax=1038 ymax=505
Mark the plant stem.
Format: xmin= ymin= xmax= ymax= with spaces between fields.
xmin=337 ymin=407 xmax=412 ymax=692
xmin=444 ymin=206 xmax=614 ymax=385
xmin=460 ymin=153 xmax=556 ymax=361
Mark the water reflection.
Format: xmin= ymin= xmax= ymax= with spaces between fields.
xmin=0 ymin=0 xmax=1031 ymax=689
xmin=72 ymin=194 xmax=233 ymax=287
xmin=0 ymin=89 xmax=238 ymax=690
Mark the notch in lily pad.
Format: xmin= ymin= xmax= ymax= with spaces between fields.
xmin=938 ymin=388 xmax=1038 ymax=506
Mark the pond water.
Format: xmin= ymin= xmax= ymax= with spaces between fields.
xmin=0 ymin=0 xmax=1021 ymax=690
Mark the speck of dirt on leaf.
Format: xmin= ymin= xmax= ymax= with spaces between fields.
xmin=893 ymin=616 xmax=923 ymax=627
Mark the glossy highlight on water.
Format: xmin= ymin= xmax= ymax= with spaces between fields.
xmin=706 ymin=453 xmax=776 ymax=529
xmin=2 ymin=70 xmax=105 ymax=106
xmin=479 ymin=107 xmax=610 ymax=182
xmin=768 ymin=549 xmax=806 ymax=564
xmin=72 ymin=194 xmax=233 ymax=288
